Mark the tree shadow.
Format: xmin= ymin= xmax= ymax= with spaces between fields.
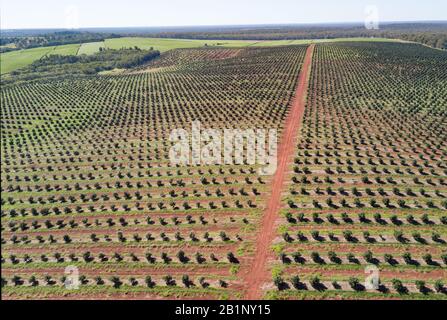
xmin=312 ymin=256 xmax=326 ymax=265
xmin=294 ymin=256 xmax=307 ymax=264
xmin=378 ymin=284 xmax=390 ymax=294
xmin=277 ymin=282 xmax=290 ymax=291
xmin=366 ymin=257 xmax=381 ymax=265
xmin=281 ymin=256 xmax=292 ymax=264
xmin=329 ymin=235 xmax=340 ymax=242
xmin=352 ymin=283 xmax=366 ymax=292
xmin=311 ymin=281 xmax=327 ymax=292
xmin=387 ymin=258 xmax=399 ymax=266
xmin=365 ymin=237 xmax=377 ymax=244
xmin=419 ymin=286 xmax=433 ymax=295
xmin=330 ymin=257 xmax=342 ymax=265
xmin=293 ymin=282 xmax=308 ymax=290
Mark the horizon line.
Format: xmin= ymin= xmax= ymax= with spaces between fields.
xmin=2 ymin=19 xmax=447 ymax=32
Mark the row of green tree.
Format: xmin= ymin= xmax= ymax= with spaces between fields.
xmin=151 ymin=24 xmax=447 ymax=50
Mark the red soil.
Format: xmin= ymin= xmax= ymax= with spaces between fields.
xmin=244 ymin=45 xmax=315 ymax=300
xmin=282 ymin=267 xmax=446 ymax=281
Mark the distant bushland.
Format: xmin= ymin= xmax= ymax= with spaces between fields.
xmin=4 ymin=48 xmax=160 ymax=82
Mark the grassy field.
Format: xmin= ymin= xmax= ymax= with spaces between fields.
xmin=1 ymin=46 xmax=55 ymax=74
xmin=104 ymin=37 xmax=258 ymax=52
xmin=105 ymin=37 xmax=400 ymax=51
xmin=77 ymin=41 xmax=105 ymax=55
xmin=1 ymin=44 xmax=80 ymax=74
xmin=0 ymin=37 xmax=404 ymax=74
xmin=0 ymin=43 xmax=17 ymax=49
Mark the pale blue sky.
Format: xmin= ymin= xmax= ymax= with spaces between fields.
xmin=1 ymin=0 xmax=445 ymax=29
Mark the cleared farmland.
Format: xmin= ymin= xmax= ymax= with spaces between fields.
xmin=1 ymin=37 xmax=401 ymax=74
xmin=77 ymin=42 xmax=105 ymax=55
xmin=105 ymin=37 xmax=400 ymax=51
xmin=1 ymin=47 xmax=56 ymax=74
xmin=104 ymin=37 xmax=261 ymax=52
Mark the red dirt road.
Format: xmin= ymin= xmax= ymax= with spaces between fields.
xmin=244 ymin=45 xmax=315 ymax=300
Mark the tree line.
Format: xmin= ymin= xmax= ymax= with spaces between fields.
xmin=150 ymin=23 xmax=447 ymax=50
xmin=5 ymin=48 xmax=160 ymax=83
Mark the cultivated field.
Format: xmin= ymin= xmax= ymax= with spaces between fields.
xmin=267 ymin=42 xmax=447 ymax=300
xmin=1 ymin=40 xmax=446 ymax=300
xmin=1 ymin=45 xmax=307 ymax=299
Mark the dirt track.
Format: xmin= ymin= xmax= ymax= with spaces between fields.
xmin=244 ymin=45 xmax=315 ymax=300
